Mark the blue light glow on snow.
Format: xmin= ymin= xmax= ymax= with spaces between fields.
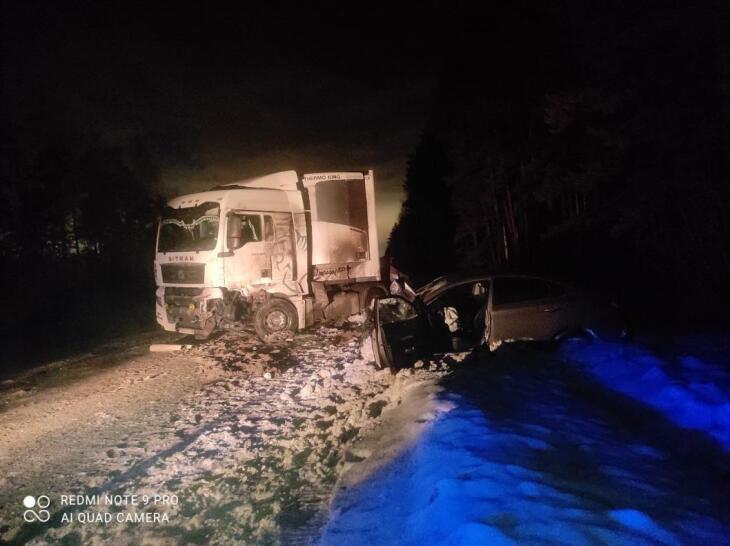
xmin=562 ymin=336 xmax=730 ymax=450
xmin=320 ymin=337 xmax=730 ymax=545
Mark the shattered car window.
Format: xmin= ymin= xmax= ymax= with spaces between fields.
xmin=417 ymin=277 xmax=449 ymax=301
xmin=378 ymin=298 xmax=418 ymax=325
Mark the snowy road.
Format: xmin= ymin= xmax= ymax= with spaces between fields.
xmin=321 ymin=341 xmax=730 ymax=545
xmin=2 ymin=329 xmax=729 ymax=545
xmin=0 ymin=321 xmax=440 ymax=545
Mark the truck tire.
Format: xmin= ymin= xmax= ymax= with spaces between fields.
xmin=254 ymin=299 xmax=298 ymax=343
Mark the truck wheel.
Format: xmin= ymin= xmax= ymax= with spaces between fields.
xmin=254 ymin=299 xmax=298 ymax=342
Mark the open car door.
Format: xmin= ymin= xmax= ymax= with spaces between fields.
xmin=372 ymin=296 xmax=429 ymax=371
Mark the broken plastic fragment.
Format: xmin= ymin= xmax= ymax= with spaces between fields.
xmin=149 ymin=344 xmax=191 ymax=352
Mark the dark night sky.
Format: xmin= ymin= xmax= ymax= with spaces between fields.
xmin=2 ymin=1 xmax=448 ymax=246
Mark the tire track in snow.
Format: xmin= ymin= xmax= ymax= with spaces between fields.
xmin=3 ymin=322 xmax=438 ymax=545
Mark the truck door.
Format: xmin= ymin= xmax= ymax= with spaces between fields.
xmin=266 ymin=213 xmax=298 ymax=291
xmin=223 ymin=212 xmax=270 ymax=288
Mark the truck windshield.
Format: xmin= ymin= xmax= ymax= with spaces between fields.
xmin=158 ymin=203 xmax=220 ymax=252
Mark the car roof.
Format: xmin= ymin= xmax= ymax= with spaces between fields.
xmin=416 ymin=273 xmax=565 ymax=304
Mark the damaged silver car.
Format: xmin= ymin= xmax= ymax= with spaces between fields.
xmin=373 ymin=274 xmax=627 ymax=370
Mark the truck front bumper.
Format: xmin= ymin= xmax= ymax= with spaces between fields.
xmin=155 ymin=286 xmax=225 ymax=337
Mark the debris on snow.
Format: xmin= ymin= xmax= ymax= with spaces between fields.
xmin=149 ymin=343 xmax=190 ymax=352
xmin=346 ymin=312 xmax=367 ymax=326
xmin=0 ymin=323 xmax=455 ymax=545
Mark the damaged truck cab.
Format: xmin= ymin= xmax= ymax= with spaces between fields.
xmin=154 ymin=170 xmax=385 ymax=341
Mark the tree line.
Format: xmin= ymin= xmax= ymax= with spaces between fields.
xmin=388 ymin=0 xmax=729 ymax=321
xmin=0 ymin=98 xmax=168 ymax=368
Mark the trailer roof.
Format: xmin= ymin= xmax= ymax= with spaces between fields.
xmin=216 ymin=170 xmax=299 ymax=191
xmin=166 ymin=185 xmax=298 ymax=212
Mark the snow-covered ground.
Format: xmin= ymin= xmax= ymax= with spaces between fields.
xmin=4 ymin=328 xmax=730 ymax=545
xmin=562 ymin=335 xmax=730 ymax=450
xmin=0 ymin=320 xmax=443 ymax=544
xmin=320 ymin=340 xmax=730 ymax=546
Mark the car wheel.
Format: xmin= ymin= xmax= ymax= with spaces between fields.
xmin=254 ymin=299 xmax=298 ymax=343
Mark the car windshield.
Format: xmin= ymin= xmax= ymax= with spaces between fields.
xmin=158 ymin=203 xmax=220 ymax=252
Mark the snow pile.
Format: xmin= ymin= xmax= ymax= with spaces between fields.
xmin=561 ymin=337 xmax=730 ymax=450
xmin=320 ymin=348 xmax=730 ymax=545
xmin=321 ymin=397 xmax=691 ymax=546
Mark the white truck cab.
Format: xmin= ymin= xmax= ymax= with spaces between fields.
xmin=154 ymin=170 xmax=385 ymax=341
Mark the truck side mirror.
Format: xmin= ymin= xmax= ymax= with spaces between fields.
xmin=227 ymin=214 xmax=243 ymax=251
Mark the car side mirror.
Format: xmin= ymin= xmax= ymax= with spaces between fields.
xmin=227 ymin=214 xmax=242 ymax=251
xmin=389 ymin=278 xmax=405 ymax=296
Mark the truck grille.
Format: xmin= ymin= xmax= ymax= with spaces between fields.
xmin=161 ymin=264 xmax=205 ymax=284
